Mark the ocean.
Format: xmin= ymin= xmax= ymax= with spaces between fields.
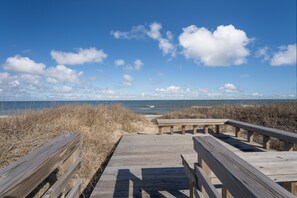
xmin=0 ymin=99 xmax=295 ymax=115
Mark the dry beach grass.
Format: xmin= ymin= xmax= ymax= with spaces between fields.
xmin=0 ymin=104 xmax=149 ymax=196
xmin=0 ymin=102 xmax=296 ymax=196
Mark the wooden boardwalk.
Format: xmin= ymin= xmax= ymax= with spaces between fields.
xmin=90 ymin=132 xmax=295 ymax=198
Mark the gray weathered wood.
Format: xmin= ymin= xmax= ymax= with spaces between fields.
xmin=193 ymin=135 xmax=295 ymax=198
xmin=194 ymin=165 xmax=220 ymax=198
xmin=157 ymin=119 xmax=227 ymax=126
xmin=181 ymin=155 xmax=196 ymax=198
xmin=215 ymin=125 xmax=220 ymax=134
xmin=263 ymin=135 xmax=271 ymax=149
xmin=170 ymin=126 xmax=174 ymax=135
xmin=235 ymin=127 xmax=240 ymax=137
xmin=42 ymin=159 xmax=82 ymax=198
xmin=226 ymin=120 xmax=297 ymax=144
xmin=182 ymin=125 xmax=186 ymax=134
xmin=66 ymin=180 xmax=82 ymax=198
xmin=247 ymin=130 xmax=254 ymax=143
xmin=0 ymin=132 xmax=81 ymax=198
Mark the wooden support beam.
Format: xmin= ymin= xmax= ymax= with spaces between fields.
xmin=235 ymin=127 xmax=240 ymax=137
xmin=247 ymin=130 xmax=254 ymax=143
xmin=193 ymin=125 xmax=197 ymax=134
xmin=182 ymin=125 xmax=186 ymax=135
xmin=204 ymin=125 xmax=209 ymax=134
xmin=198 ymin=156 xmax=211 ymax=197
xmin=170 ymin=126 xmax=174 ymax=135
xmin=158 ymin=127 xmax=162 ymax=135
xmin=215 ymin=125 xmax=220 ymax=134
xmin=263 ymin=135 xmax=271 ymax=149
xmin=222 ymin=186 xmax=232 ymax=198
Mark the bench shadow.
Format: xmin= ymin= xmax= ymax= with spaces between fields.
xmin=208 ymin=130 xmax=264 ymax=152
xmin=114 ymin=167 xmax=189 ymax=198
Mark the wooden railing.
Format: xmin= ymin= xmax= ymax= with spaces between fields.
xmin=226 ymin=120 xmax=297 ymax=151
xmin=192 ymin=135 xmax=295 ymax=198
xmin=0 ymin=132 xmax=82 ymax=197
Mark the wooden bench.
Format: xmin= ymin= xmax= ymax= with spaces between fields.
xmin=226 ymin=119 xmax=297 ymax=151
xmin=157 ymin=119 xmax=227 ymax=135
xmin=182 ymin=135 xmax=295 ymax=198
xmin=0 ymin=132 xmax=82 ymax=198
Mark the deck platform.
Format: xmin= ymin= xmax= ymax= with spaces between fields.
xmin=90 ymin=133 xmax=297 ymax=197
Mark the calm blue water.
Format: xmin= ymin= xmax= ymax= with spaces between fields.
xmin=0 ymin=100 xmax=295 ymax=115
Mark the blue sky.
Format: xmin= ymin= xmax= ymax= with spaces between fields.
xmin=0 ymin=0 xmax=296 ymax=100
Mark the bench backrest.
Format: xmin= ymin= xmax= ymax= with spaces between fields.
xmin=0 ymin=132 xmax=82 ymax=197
xmin=193 ymin=135 xmax=294 ymax=198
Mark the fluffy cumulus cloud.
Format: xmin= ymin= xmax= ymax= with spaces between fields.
xmin=46 ymin=65 xmax=83 ymax=83
xmin=3 ymin=56 xmax=45 ymax=74
xmin=115 ymin=58 xmax=143 ymax=71
xmin=179 ymin=25 xmax=250 ymax=66
xmin=220 ymin=83 xmax=238 ymax=92
xmin=155 ymin=86 xmax=197 ymax=97
xmin=255 ymin=47 xmax=270 ymax=61
xmin=111 ymin=22 xmax=176 ymax=57
xmin=51 ymin=47 xmax=108 ymax=65
xmin=122 ymin=74 xmax=133 ymax=87
xmin=114 ymin=59 xmax=125 ymax=66
xmin=270 ymin=44 xmax=296 ymax=66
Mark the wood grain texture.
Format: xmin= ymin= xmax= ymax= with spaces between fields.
xmin=42 ymin=159 xmax=82 ymax=198
xmin=0 ymin=132 xmax=81 ymax=198
xmin=226 ymin=119 xmax=297 ymax=144
xmin=194 ymin=165 xmax=220 ymax=198
xmin=193 ymin=135 xmax=295 ymax=198
xmin=157 ymin=119 xmax=228 ymax=126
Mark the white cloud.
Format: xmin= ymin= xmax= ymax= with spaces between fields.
xmin=111 ymin=22 xmax=176 ymax=57
xmin=179 ymin=24 xmax=250 ymax=66
xmin=252 ymin=92 xmax=263 ymax=97
xmin=270 ymin=44 xmax=296 ymax=66
xmin=3 ymin=56 xmax=45 ymax=74
xmin=123 ymin=74 xmax=133 ymax=87
xmin=111 ymin=25 xmax=146 ymax=39
xmin=134 ymin=59 xmax=143 ymax=70
xmin=53 ymin=85 xmax=73 ymax=93
xmin=46 ymin=65 xmax=83 ymax=83
xmin=256 ymin=47 xmax=269 ymax=61
xmin=199 ymin=88 xmax=209 ymax=93
xmin=147 ymin=22 xmax=176 ymax=57
xmin=114 ymin=59 xmax=125 ymax=66
xmin=220 ymin=83 xmax=238 ymax=92
xmin=155 ymin=86 xmax=197 ymax=97
xmin=20 ymin=74 xmax=40 ymax=85
xmin=51 ymin=47 xmax=108 ymax=65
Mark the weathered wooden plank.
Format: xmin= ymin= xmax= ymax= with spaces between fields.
xmin=181 ymin=155 xmax=196 ymax=198
xmin=263 ymin=135 xmax=271 ymax=149
xmin=42 ymin=159 xmax=82 ymax=198
xmin=0 ymin=132 xmax=81 ymax=198
xmin=170 ymin=126 xmax=174 ymax=135
xmin=193 ymin=135 xmax=295 ymax=198
xmin=194 ymin=165 xmax=220 ymax=198
xmin=65 ymin=180 xmax=82 ymax=198
xmin=247 ymin=130 xmax=254 ymax=143
xmin=157 ymin=119 xmax=228 ymax=126
xmin=235 ymin=127 xmax=240 ymax=137
xmin=215 ymin=125 xmax=220 ymax=134
xmin=226 ymin=119 xmax=297 ymax=144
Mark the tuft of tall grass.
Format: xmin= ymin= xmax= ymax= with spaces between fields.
xmin=0 ymin=104 xmax=147 ymax=196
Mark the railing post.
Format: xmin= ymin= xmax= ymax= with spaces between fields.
xmin=182 ymin=125 xmax=186 ymax=135
xmin=170 ymin=126 xmax=174 ymax=135
xmin=193 ymin=125 xmax=197 ymax=134
xmin=215 ymin=125 xmax=220 ymax=134
xmin=263 ymin=135 xmax=271 ymax=149
xmin=158 ymin=127 xmax=162 ymax=135
xmin=234 ymin=127 xmax=240 ymax=137
xmin=247 ymin=130 xmax=254 ymax=143
xmin=204 ymin=125 xmax=209 ymax=134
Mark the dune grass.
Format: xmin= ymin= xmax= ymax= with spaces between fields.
xmin=0 ymin=104 xmax=148 ymax=196
xmin=161 ymin=102 xmax=297 ymax=150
